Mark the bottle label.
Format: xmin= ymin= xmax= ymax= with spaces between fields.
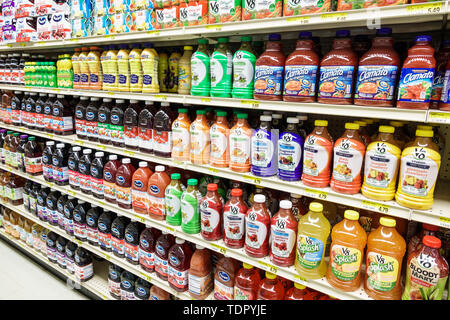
xmin=364 ymin=142 xmax=400 ymax=189
xmin=251 ymin=128 xmax=276 ymax=173
xmin=103 ymin=180 xmax=116 ymax=200
xmin=296 ymin=235 xmax=324 ymax=269
xmin=125 ymin=125 xmax=139 ymax=147
xmin=191 ymin=51 xmax=210 ymax=88
xmin=283 ymin=65 xmax=318 ymax=97
xmin=431 ymin=69 xmax=445 ymax=103
xmin=230 ymin=128 xmax=251 ymax=164
xmin=132 ymin=188 xmax=149 ymax=212
xmin=398 ymin=147 xmax=440 ymax=197
xmin=332 ymin=138 xmax=365 ymax=183
xmin=181 ymin=193 xmax=199 ymax=227
xmin=355 ymin=65 xmax=397 ymax=101
xmin=270 ymin=216 xmax=296 ymax=259
xmin=200 ymin=199 xmax=221 ymax=235
xmin=188 ymin=273 xmax=213 ymax=296
xmin=330 ymin=244 xmax=362 ymax=281
xmin=234 ymin=286 xmax=254 ymax=300
xmin=153 ymin=130 xmax=172 ymax=153
xmin=87 ymin=226 xmax=98 ymax=244
xmin=178 ymin=63 xmax=191 ymax=91
xmin=139 ymin=248 xmax=154 ymax=270
xmin=98 ymin=122 xmax=110 ymax=141
xmin=5 ymin=187 xmax=23 ymax=200
xmin=98 ymin=232 xmax=112 ymax=249
xmin=90 ymin=176 xmax=104 ymax=196
xmin=210 ymin=51 xmax=232 ymax=89
xmin=25 ymin=156 xmax=43 ymax=174
xmin=214 ymin=279 xmax=234 ymax=300
xmin=190 ymin=124 xmax=209 ymax=156
xmin=366 ymin=251 xmax=399 ymax=292
xmin=109 ymin=279 xmax=121 ymax=297
xmin=172 ymin=123 xmax=190 ymax=154
xmin=165 ymin=186 xmax=183 ymax=218
xmin=224 ymin=205 xmax=246 ymax=241
xmin=155 ymin=256 xmax=169 ymax=278
xmin=52 ymin=116 xmax=74 ymax=133
xmin=318 ymin=66 xmax=354 ymax=99
xmin=254 ymin=65 xmax=283 ymax=96
xmin=74 ymin=222 xmax=87 ymax=239
xmin=303 ymin=134 xmax=332 ymax=177
xmin=232 ymin=50 xmax=256 ymax=90
xmin=138 ymin=127 xmax=153 ymax=151
xmin=148 ymin=194 xmax=166 ymax=217
xmin=245 ymin=215 xmax=268 ymax=250
xmin=397 ymin=68 xmax=434 ymax=103
xmin=111 ymin=236 xmax=125 ymax=255
xmin=53 ymin=165 xmax=69 ymax=183
xmin=278 ymin=131 xmax=302 ymax=178
xmin=110 ymin=124 xmax=125 ymax=144
xmin=124 ymin=242 xmax=139 ymax=262
xmin=210 ymin=124 xmax=229 ymax=162
xmin=75 ymin=262 xmax=94 ymax=281
xmin=168 ymin=266 xmax=189 ymax=289
xmin=115 ymin=185 xmax=132 ymax=205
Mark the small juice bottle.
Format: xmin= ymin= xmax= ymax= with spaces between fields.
xmin=172 ymin=108 xmax=191 ymax=161
xmin=257 ymin=272 xmax=285 ymax=300
xmin=245 ymin=194 xmax=271 ymax=258
xmin=190 ymin=109 xmax=210 ymax=165
xmin=229 ymin=113 xmax=253 ymax=173
xmin=200 ymin=183 xmax=223 ymax=241
xmin=165 ymin=173 xmax=185 ymax=226
xmin=148 ymin=165 xmax=171 ymax=220
xmin=326 ymin=210 xmax=367 ymax=292
xmin=295 ymin=202 xmax=330 ymax=280
xmin=395 ymin=129 xmax=441 ymax=210
xmin=284 ymin=283 xmax=307 ymax=300
xmin=132 ymin=161 xmax=153 ymax=215
xmin=330 ymin=123 xmax=365 ymax=194
xmin=210 ymin=110 xmax=230 ymax=168
xmin=181 ymin=179 xmax=202 ymax=234
xmin=115 ymin=158 xmax=136 ymax=209
xmin=364 ymin=217 xmax=406 ymax=300
xmin=234 ymin=263 xmax=261 ymax=300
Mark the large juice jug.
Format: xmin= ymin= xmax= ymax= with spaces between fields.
xmin=234 ymin=263 xmax=261 ymax=300
xmin=165 ymin=173 xmax=185 ymax=226
xmin=251 ymin=115 xmax=277 ymax=177
xmin=129 ymin=44 xmax=143 ymax=92
xmin=138 ymin=101 xmax=157 ymax=154
xmin=103 ymin=154 xmax=120 ymax=204
xmin=168 ymin=238 xmax=193 ymax=292
xmin=141 ymin=43 xmax=159 ymax=93
xmin=107 ymin=45 xmax=119 ymax=91
xmin=362 ymin=125 xmax=401 ymax=201
xmin=132 ymin=161 xmax=153 ymax=215
xmin=277 ymin=117 xmax=303 ymax=181
xmin=364 ymin=217 xmax=406 ymax=300
xmin=24 ymin=136 xmax=43 ymax=176
xmin=178 ymin=46 xmax=192 ymax=95
xmin=295 ymin=202 xmax=331 ymax=279
xmin=87 ymin=46 xmax=103 ymax=90
xmin=210 ymin=110 xmax=230 ymax=168
xmin=78 ymin=47 xmax=90 ymax=89
xmin=232 ymin=36 xmax=256 ymax=99
xmin=431 ymin=40 xmax=450 ymax=109
xmin=72 ymin=48 xmax=81 ymax=89
xmin=190 ymin=109 xmax=210 ymax=164
xmin=407 ymin=223 xmax=439 ymax=256
xmin=188 ymin=245 xmax=213 ymax=300
xmin=229 ymin=113 xmax=252 ymax=173
xmin=326 ymin=210 xmax=367 ymax=292
xmin=191 ymin=39 xmax=211 ymax=96
xmin=200 ymin=183 xmax=223 ymax=241
xmin=100 ymin=46 xmax=110 ymax=91
xmin=115 ymin=158 xmax=136 ymax=209
xmin=395 ymin=129 xmax=441 ymax=210
xmin=257 ymin=272 xmax=285 ymax=300
xmin=397 ymin=35 xmax=436 ymax=110
xmin=147 ymin=165 xmax=171 ymax=220
xmin=210 ymin=37 xmax=232 ymax=98
xmin=330 ymin=122 xmax=366 ymax=194
xmin=139 ymin=227 xmax=162 ymax=273
xmin=117 ymin=44 xmax=130 ymax=92
xmin=168 ymin=50 xmax=181 ymax=93
xmin=124 ymin=99 xmax=142 ymax=150
xmin=245 ymin=194 xmax=271 ymax=258
xmin=172 ymin=108 xmax=191 ymax=161
xmin=159 ymin=51 xmax=169 ymax=92
xmin=181 ymin=178 xmax=202 ymax=234
xmin=153 ymin=102 xmax=173 ymax=158
xmin=214 ymin=256 xmax=240 ymax=300
xmin=155 ymin=231 xmax=175 ymax=281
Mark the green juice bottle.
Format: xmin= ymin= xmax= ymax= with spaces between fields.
xmin=181 ymin=178 xmax=202 ymax=234
xmin=190 ymin=39 xmax=211 ymax=97
xmin=165 ymin=173 xmax=185 ymax=226
xmin=232 ymin=36 xmax=257 ymax=99
xmin=36 ymin=62 xmax=43 ymax=87
xmin=210 ymin=37 xmax=233 ymax=98
xmin=48 ymin=62 xmax=57 ymax=88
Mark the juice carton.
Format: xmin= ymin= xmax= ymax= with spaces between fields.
xmin=131 ymin=9 xmax=154 ymax=32
xmin=94 ymin=15 xmax=111 ymax=35
xmin=208 ymin=0 xmax=241 ymax=24
xmin=94 ymin=0 xmax=110 ymax=16
xmin=242 ymin=0 xmax=282 ymax=20
xmin=71 ymin=18 xmax=89 ymax=38
xmin=180 ymin=0 xmax=208 ymax=26
xmin=155 ymin=5 xmax=180 ymax=29
xmin=111 ymin=11 xmax=132 ymax=33
xmin=283 ymin=0 xmax=331 ymax=16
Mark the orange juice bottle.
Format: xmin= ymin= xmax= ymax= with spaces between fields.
xmin=229 ymin=113 xmax=253 ymax=173
xmin=172 ymin=108 xmax=191 ymax=161
xmin=326 ymin=210 xmax=367 ymax=292
xmin=148 ymin=165 xmax=171 ymax=220
xmin=364 ymin=217 xmax=406 ymax=300
xmin=132 ymin=161 xmax=153 ymax=215
xmin=330 ymin=123 xmax=366 ymax=194
xmin=210 ymin=111 xmax=230 ymax=168
xmin=190 ymin=110 xmax=210 ymax=165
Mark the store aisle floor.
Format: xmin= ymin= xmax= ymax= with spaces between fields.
xmin=0 ymin=239 xmax=88 ymax=300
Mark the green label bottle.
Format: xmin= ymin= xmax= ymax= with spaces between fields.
xmin=165 ymin=173 xmax=185 ymax=226
xmin=210 ymin=37 xmax=233 ymax=98
xmin=191 ymin=39 xmax=211 ymax=96
xmin=181 ymin=179 xmax=202 ymax=234
xmin=232 ymin=36 xmax=257 ymax=99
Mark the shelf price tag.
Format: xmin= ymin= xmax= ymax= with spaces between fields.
xmin=45 ymin=181 xmax=54 ymax=188
xmin=294 ymin=275 xmax=308 ymax=286
xmin=210 ymin=243 xmax=227 ymax=255
xmin=428 ymin=111 xmax=450 ymax=124
xmin=304 ymin=188 xmax=327 ymax=200
xmin=75 ymin=240 xmax=83 ymax=246
xmin=104 ymin=35 xmax=115 ymax=39
xmin=208 ymin=167 xmax=219 ymax=173
xmin=96 ymin=144 xmax=107 ymax=150
xmin=74 ymin=139 xmax=85 ymax=146
xmin=140 ymin=272 xmax=152 ymax=282
xmin=102 ymin=252 xmax=111 ymax=261
xmin=68 ymin=190 xmax=76 ymax=197
xmin=133 ymin=214 xmax=146 ymax=223
xmin=107 ymin=91 xmax=115 ymax=96
xmin=45 ymin=133 xmax=54 ymax=138
xmin=154 ymin=94 xmax=167 ymax=101
xmin=124 ymin=150 xmax=135 ymax=156
xmin=321 ymin=12 xmax=348 ymax=21
xmin=286 ymin=16 xmax=310 ymax=24
xmin=147 ymin=30 xmax=160 ymax=36
xmin=240 ymin=100 xmax=259 ymax=108
xmin=98 ymin=201 xmax=106 ymax=206
xmin=406 ymin=2 xmax=442 ymax=14
xmin=439 ymin=217 xmax=450 ymax=228
xmin=165 ymin=226 xmax=176 ymax=234
xmin=200 ymin=98 xmax=211 ymax=103
xmin=205 ymin=24 xmax=222 ymax=31
xmin=258 ymin=261 xmax=278 ymax=274
xmin=243 ymin=175 xmax=261 ymax=185
xmin=361 ymin=200 xmax=390 ymax=214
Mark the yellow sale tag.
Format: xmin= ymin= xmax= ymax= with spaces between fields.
xmin=140 ymin=272 xmax=152 ymax=282
xmin=68 ymin=190 xmax=76 ymax=197
xmin=147 ymin=30 xmax=160 ymax=35
xmin=103 ymin=253 xmax=111 ymax=260
xmin=428 ymin=111 xmax=450 ymax=123
xmin=98 ymin=201 xmax=106 ymax=206
xmin=243 ymin=175 xmax=261 ymax=185
xmin=154 ymin=94 xmax=167 ymax=100
xmin=259 ymin=261 xmax=278 ymax=274
xmin=361 ymin=200 xmax=390 ymax=214
xmin=69 ymin=38 xmax=79 ymax=43
xmin=407 ymin=2 xmax=442 ymax=14
xmin=201 ymin=98 xmax=211 ymax=103
xmin=321 ymin=12 xmax=347 ymax=21
xmin=286 ymin=16 xmax=310 ymax=23
xmin=205 ymin=24 xmax=222 ymax=31
xmin=439 ymin=217 xmax=450 ymax=228
xmin=240 ymin=100 xmax=259 ymax=108
xmin=211 ymin=243 xmax=227 ymax=255
xmin=304 ymin=188 xmax=327 ymax=200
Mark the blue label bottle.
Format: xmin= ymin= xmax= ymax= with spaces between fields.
xmin=278 ymin=117 xmax=304 ymax=181
xmin=251 ymin=115 xmax=278 ymax=177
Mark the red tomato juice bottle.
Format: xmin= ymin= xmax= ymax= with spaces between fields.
xmin=139 ymin=227 xmax=162 ymax=273
xmin=148 ymin=165 xmax=171 ymax=220
xmin=430 ymin=40 xmax=450 ymax=109
xmin=132 ymin=161 xmax=153 ymax=215
xmin=155 ymin=231 xmax=175 ymax=281
xmin=223 ymin=188 xmax=248 ymax=249
xmin=200 ymin=183 xmax=223 ymax=241
xmin=115 ymin=158 xmax=136 ymax=209
xmin=234 ymin=263 xmax=261 ymax=300
xmin=257 ymin=272 xmax=285 ymax=300
xmin=168 ymin=238 xmax=193 ymax=292
xmin=103 ymin=154 xmax=120 ymax=204
xmin=245 ymin=194 xmax=271 ymax=258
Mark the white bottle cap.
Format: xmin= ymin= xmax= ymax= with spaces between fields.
xmin=91 ymin=97 xmax=99 ymax=101
xmin=109 ymin=154 xmax=117 ymax=160
xmin=175 ymin=238 xmax=185 ymax=244
xmin=287 ymin=117 xmax=299 ymax=124
xmin=116 ymin=99 xmax=125 ymax=103
xmin=260 ymin=115 xmax=272 ymax=122
xmin=290 ymin=193 xmax=302 ymax=198
xmin=57 ymin=94 xmax=64 ymax=98
xmin=103 ymin=98 xmax=112 ymax=102
xmin=83 ymin=149 xmax=92 ymax=154
xmin=48 ymin=94 xmax=56 ymax=97
xmin=272 ymin=114 xmax=282 ymax=119
xmin=95 ymin=152 xmax=104 ymax=157
xmin=80 ymin=96 xmax=89 ymax=100
xmin=72 ymin=146 xmax=81 ymax=151
xmin=122 ymin=158 xmax=131 ymax=164
xmin=56 ymin=143 xmax=64 ymax=148
xmin=196 ymin=245 xmax=205 ymax=249
xmin=254 ymin=194 xmax=266 ymax=203
xmin=263 ymin=111 xmax=271 ymax=115
xmin=145 ymin=101 xmax=154 ymax=105
xmin=68 ymin=196 xmax=74 ymax=200
xmin=46 ymin=141 xmax=55 ymax=145
xmin=78 ymin=200 xmax=85 ymax=204
xmin=280 ymin=200 xmax=292 ymax=210
xmin=139 ymin=161 xmax=148 ymax=167
xmin=91 ymin=204 xmax=98 ymax=208
xmin=155 ymin=165 xmax=165 ymax=172
xmin=161 ymin=102 xmax=170 ymax=107
xmin=130 ymin=99 xmax=139 ymax=103
xmin=162 ymin=231 xmax=168 ymax=235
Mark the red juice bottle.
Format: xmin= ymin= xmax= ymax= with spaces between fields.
xmin=153 ymin=102 xmax=173 ymax=158
xmin=284 ymin=283 xmax=307 ymax=300
xmin=245 ymin=194 xmax=271 ymax=258
xmin=138 ymin=101 xmax=156 ymax=154
xmin=124 ymin=99 xmax=142 ymax=150
xmin=257 ymin=272 xmax=285 ymax=300
xmin=155 ymin=231 xmax=175 ymax=281
xmin=85 ymin=97 xmax=100 ymax=142
xmin=168 ymin=238 xmax=193 ymax=292
xmin=115 ymin=158 xmax=136 ymax=209
xmin=139 ymin=227 xmax=162 ymax=273
xmin=52 ymin=95 xmax=74 ymax=135
xmin=90 ymin=151 xmax=105 ymax=199
xmin=223 ymin=188 xmax=248 ymax=249
xmin=200 ymin=183 xmax=224 ymax=241
xmin=24 ymin=136 xmax=43 ymax=176
xmin=234 ymin=263 xmax=261 ymax=300
xmin=103 ymin=154 xmax=120 ymax=204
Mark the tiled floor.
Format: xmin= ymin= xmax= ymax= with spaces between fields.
xmin=0 ymin=239 xmax=88 ymax=300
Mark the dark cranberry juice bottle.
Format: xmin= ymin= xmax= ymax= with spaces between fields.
xmin=68 ymin=146 xmax=81 ymax=190
xmin=64 ymin=196 xmax=77 ymax=236
xmin=111 ymin=215 xmax=128 ymax=258
xmin=98 ymin=211 xmax=116 ymax=252
xmin=75 ymin=96 xmax=88 ymax=139
xmin=138 ymin=101 xmax=156 ymax=154
xmin=124 ymin=99 xmax=141 ymax=150
xmin=86 ymin=97 xmax=100 ymax=142
xmin=42 ymin=141 xmax=55 ymax=182
xmin=56 ymin=193 xmax=68 ymax=230
xmin=24 ymin=136 xmax=43 ymax=176
xmin=110 ymin=99 xmax=125 ymax=147
xmin=16 ymin=134 xmax=28 ymax=173
xmin=124 ymin=221 xmax=143 ymax=265
xmin=86 ymin=205 xmax=101 ymax=247
xmin=52 ymin=143 xmax=69 ymax=186
xmin=43 ymin=94 xmax=55 ymax=132
xmin=73 ymin=200 xmax=89 ymax=241
xmin=139 ymin=227 xmax=162 ymax=272
xmin=46 ymin=189 xmax=61 ymax=226
xmin=25 ymin=92 xmax=37 ymax=129
xmin=153 ymin=102 xmax=173 ymax=158
xmin=98 ymin=98 xmax=112 ymax=145
xmin=90 ymin=151 xmax=105 ymax=199
xmin=52 ymin=94 xmax=74 ymax=135
xmin=37 ymin=186 xmax=50 ymax=222
xmin=78 ymin=148 xmax=92 ymax=194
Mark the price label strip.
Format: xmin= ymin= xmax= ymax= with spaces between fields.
xmin=205 ymin=24 xmax=222 ymax=31
xmin=133 ymin=214 xmax=146 ymax=223
xmin=406 ymin=2 xmax=442 ymax=15
xmin=140 ymin=272 xmax=152 ymax=282
xmin=240 ymin=100 xmax=259 ymax=108
xmin=210 ymin=243 xmax=227 ymax=255
xmin=294 ymin=275 xmax=308 ymax=286
xmin=258 ymin=261 xmax=278 ymax=274
xmin=243 ymin=175 xmax=261 ymax=185
xmin=439 ymin=217 xmax=450 ymax=228
xmin=286 ymin=16 xmax=310 ymax=24
xmin=428 ymin=111 xmax=450 ymax=124
xmin=200 ymin=98 xmax=211 ymax=103
xmin=321 ymin=12 xmax=348 ymax=21
xmin=74 ymin=139 xmax=85 ymax=146
xmin=154 ymin=94 xmax=167 ymax=101
xmin=361 ymin=200 xmax=390 ymax=214
xmin=304 ymin=188 xmax=327 ymax=200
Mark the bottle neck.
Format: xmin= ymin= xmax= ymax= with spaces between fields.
xmin=266 ymin=41 xmax=282 ymax=51
xmin=372 ymin=37 xmax=394 ymax=48
xmin=187 ymin=185 xmax=197 ymax=192
xmin=237 ymin=118 xmax=248 ymax=126
xmin=295 ymin=39 xmax=314 ymax=50
xmin=216 ymin=116 xmax=228 ymax=125
xmin=343 ymin=129 xmax=360 ymax=140
xmin=332 ymin=38 xmax=352 ymax=50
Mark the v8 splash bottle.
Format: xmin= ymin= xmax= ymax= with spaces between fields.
xmin=210 ymin=37 xmax=232 ymax=98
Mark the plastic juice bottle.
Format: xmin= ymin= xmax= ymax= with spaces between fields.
xmin=232 ymin=36 xmax=256 ymax=99
xmin=141 ymin=43 xmax=159 ymax=94
xmin=110 ymin=99 xmax=125 ymax=147
xmin=104 ymin=154 xmax=120 ymax=204
xmin=111 ymin=216 xmax=128 ymax=258
xmin=52 ymin=95 xmax=74 ymax=135
xmin=78 ymin=149 xmax=92 ymax=194
xmin=285 ymin=283 xmax=307 ymax=300
xmin=138 ymin=101 xmax=156 ymax=154
xmin=73 ymin=200 xmax=89 ymax=241
xmin=402 ymin=235 xmax=449 ymax=300
xmin=277 ymin=117 xmax=304 ymax=181
xmin=52 ymin=143 xmax=69 ymax=186
xmin=116 ymin=158 xmax=136 ymax=209
xmin=395 ymin=129 xmax=441 ymax=210
xmin=210 ymin=111 xmax=230 ymax=168
xmin=99 ymin=98 xmax=113 ymax=144
xmin=318 ymin=30 xmax=358 ymax=105
xmin=117 ymin=44 xmax=130 ymax=92
xmin=430 ymin=40 xmax=450 ymax=109
xmin=129 ymin=44 xmax=143 ymax=92
xmin=283 ymin=32 xmax=319 ymax=102
xmin=68 ymin=146 xmax=81 ymax=190
xmin=389 ymin=121 xmax=409 ymax=149
xmin=75 ymin=97 xmax=88 ymax=139
xmin=107 ymin=45 xmax=119 ymax=91
xmin=210 ymin=37 xmax=232 ymax=97
xmin=9 ymin=133 xmax=20 ymax=169
xmin=155 ymin=231 xmax=175 ymax=281
xmin=178 ymin=46 xmax=193 ymax=95
xmin=270 ymin=200 xmax=298 ymax=267
xmin=165 ymin=173 xmax=185 ymax=226
xmin=245 ymin=194 xmax=271 ymax=258
xmin=362 ymin=125 xmax=401 ymax=201
xmin=190 ymin=109 xmax=210 ymax=164
xmin=200 ymin=183 xmax=223 ymax=241
xmin=78 ymin=47 xmax=90 ymax=89
xmin=172 ymin=108 xmax=191 ymax=161
xmin=364 ymin=217 xmax=406 ymax=300
xmin=191 ymin=39 xmax=211 ymax=96
xmin=295 ymin=202 xmax=331 ymax=279
xmin=153 ymin=102 xmax=173 ymax=158
xmin=234 ymin=263 xmax=261 ymax=300
xmin=124 ymin=100 xmax=142 ymax=150
xmin=353 ymin=121 xmax=371 ymax=147
xmin=131 ymin=161 xmax=152 ymax=215
xmin=86 ymin=205 xmax=101 ymax=246
xmin=87 ymin=46 xmax=103 ymax=90
xmin=188 ymin=245 xmax=213 ymax=300
xmin=214 ymin=256 xmax=240 ymax=300
xmin=330 ymin=123 xmax=366 ymax=195
xmin=223 ymin=188 xmax=248 ymax=249
xmin=24 ymin=137 xmax=43 ymax=176
xmin=181 ymin=178 xmax=202 ymax=234
xmin=257 ymin=272 xmax=285 ymax=300
xmin=168 ymin=238 xmax=193 ymax=292
xmin=90 ymin=152 xmax=105 ymax=199
xmin=168 ymin=50 xmax=181 ymax=93
xmin=159 ymin=51 xmax=169 ymax=92
xmin=397 ymin=35 xmax=436 ymax=110
xmin=124 ymin=221 xmax=143 ymax=265
xmin=251 ymin=115 xmax=276 ymax=177
xmin=407 ymin=223 xmax=439 ymax=256
xmin=98 ymin=211 xmax=116 ymax=252
xmin=100 ymin=46 xmax=110 ymax=91
xmin=325 ymin=210 xmax=367 ymax=292
xmin=229 ymin=113 xmax=253 ymax=173
xmin=139 ymin=227 xmax=162 ymax=273
xmin=72 ymin=48 xmax=81 ymax=89
xmin=85 ymin=97 xmax=100 ymax=141
xmin=147 ymin=165 xmax=170 ymax=220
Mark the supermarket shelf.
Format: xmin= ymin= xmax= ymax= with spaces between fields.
xmin=0 ymin=200 xmax=208 ymax=301
xmin=0 ymin=227 xmax=113 ymax=300
xmin=0 ymin=2 xmax=447 ymax=51
xmin=0 ymin=84 xmax=435 ymax=122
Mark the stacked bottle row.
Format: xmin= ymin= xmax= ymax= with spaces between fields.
xmin=0 ymin=206 xmax=95 ymax=282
